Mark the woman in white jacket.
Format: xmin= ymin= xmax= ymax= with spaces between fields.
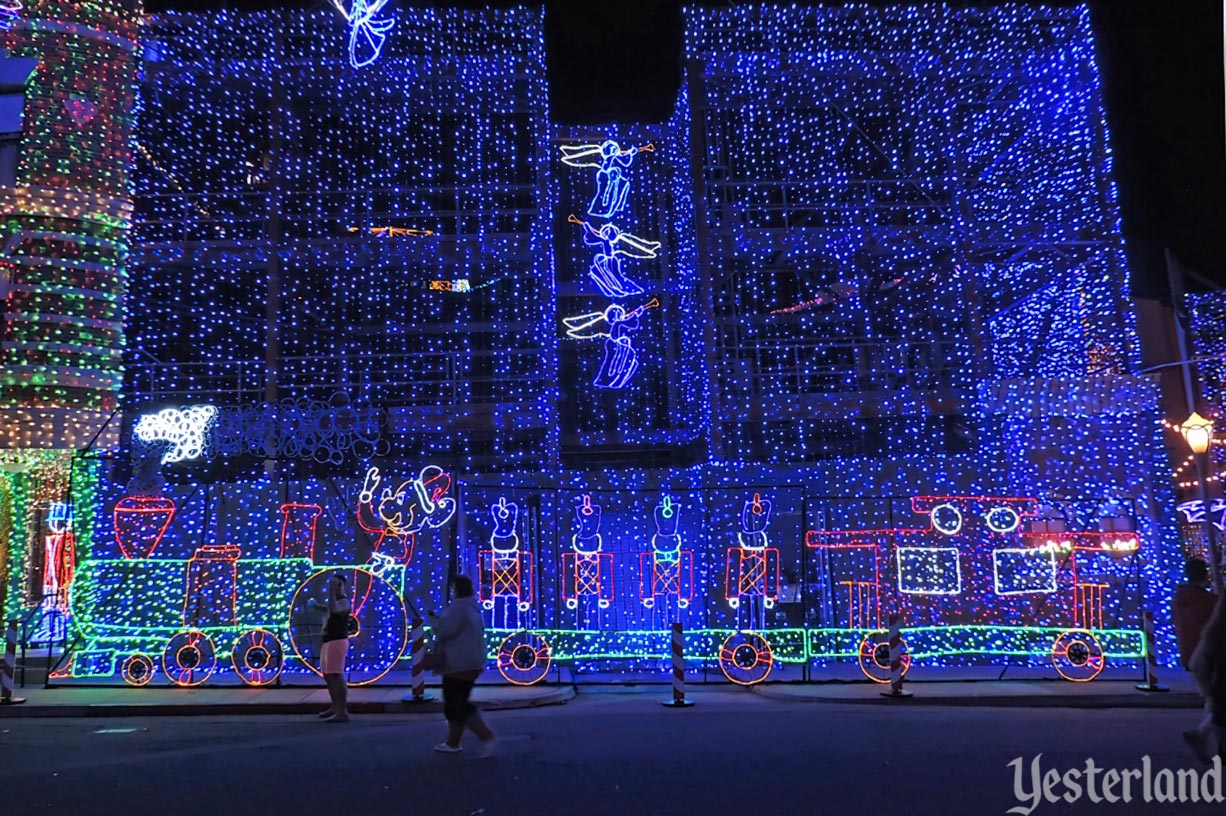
xmin=430 ymin=575 xmax=495 ymax=755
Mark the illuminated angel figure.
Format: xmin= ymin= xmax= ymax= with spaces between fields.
xmin=559 ymin=140 xmax=654 ymax=219
xmin=563 ymin=298 xmax=659 ymax=389
xmin=0 ymin=0 xmax=22 ymax=30
xmin=568 ymin=214 xmax=659 ymax=299
xmin=328 ymin=0 xmax=395 ymax=69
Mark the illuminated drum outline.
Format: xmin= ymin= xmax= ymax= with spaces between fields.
xmin=288 ymin=567 xmax=407 ymax=686
xmin=984 ymin=506 xmax=1022 ymax=534
xmin=718 ymin=632 xmax=773 ymax=685
xmin=857 ymin=630 xmax=911 ymax=684
xmin=1051 ymin=629 xmax=1105 ymax=682
xmin=496 ymin=631 xmax=552 ymax=686
xmin=930 ymin=502 xmax=963 ymax=536
xmin=121 ymin=653 xmax=155 ymax=687
xmin=231 ymin=628 xmax=284 ymax=687
xmin=162 ymin=630 xmax=217 ymax=687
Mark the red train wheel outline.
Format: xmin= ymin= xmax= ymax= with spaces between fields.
xmin=719 ymin=632 xmax=773 ymax=685
xmin=231 ymin=628 xmax=284 ymax=687
xmin=121 ymin=653 xmax=155 ymax=687
xmin=1051 ymin=629 xmax=1106 ymax=682
xmin=162 ymin=630 xmax=217 ymax=687
xmin=857 ymin=631 xmax=912 ymax=684
xmin=496 ymin=631 xmax=552 ymax=686
xmin=288 ymin=567 xmax=408 ymax=686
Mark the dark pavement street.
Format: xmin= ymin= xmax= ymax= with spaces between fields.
xmin=1 ymin=689 xmax=1220 ymax=816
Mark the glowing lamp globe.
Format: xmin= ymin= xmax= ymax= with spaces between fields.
xmin=1180 ymin=413 xmax=1215 ymax=455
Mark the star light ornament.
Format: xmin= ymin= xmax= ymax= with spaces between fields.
xmin=133 ymin=405 xmax=219 ymax=464
xmin=328 ymin=0 xmax=395 ymax=69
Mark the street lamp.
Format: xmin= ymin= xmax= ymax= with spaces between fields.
xmin=1180 ymin=411 xmax=1222 ymax=590
xmin=1180 ymin=412 xmax=1214 ymax=454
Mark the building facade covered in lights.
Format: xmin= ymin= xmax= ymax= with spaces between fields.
xmin=0 ymin=0 xmax=140 ymax=643
xmin=1180 ymin=293 xmax=1226 ymax=551
xmin=0 ymin=3 xmax=1186 ymax=688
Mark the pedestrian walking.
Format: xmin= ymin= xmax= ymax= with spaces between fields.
xmin=1191 ymin=588 xmax=1226 ymax=762
xmin=1175 ymin=558 xmax=1219 ymax=760
xmin=318 ymin=571 xmax=352 ymax=723
xmin=429 ymin=575 xmax=495 ymax=756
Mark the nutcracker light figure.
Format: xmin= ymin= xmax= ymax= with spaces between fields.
xmin=562 ymin=494 xmax=614 ymax=610
xmin=479 ymin=497 xmax=534 ymax=611
xmin=41 ymin=502 xmax=76 ymax=611
xmin=640 ymin=495 xmax=693 ymax=609
xmin=725 ymin=493 xmax=780 ymax=610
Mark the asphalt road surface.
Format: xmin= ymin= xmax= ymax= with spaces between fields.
xmin=1 ymin=689 xmax=1220 ymax=816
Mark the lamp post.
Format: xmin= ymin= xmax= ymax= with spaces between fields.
xmin=1179 ymin=412 xmax=1223 ymax=590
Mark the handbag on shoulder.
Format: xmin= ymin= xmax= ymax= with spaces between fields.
xmin=420 ymin=642 xmax=444 ymax=674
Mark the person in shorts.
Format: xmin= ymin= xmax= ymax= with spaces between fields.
xmin=319 ymin=571 xmax=352 ymax=723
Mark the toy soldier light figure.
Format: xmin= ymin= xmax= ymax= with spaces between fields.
xmin=41 ymin=503 xmax=75 ymax=612
xmin=562 ymin=494 xmax=614 ymax=610
xmin=479 ymin=497 xmax=534 ymax=613
xmin=640 ymin=495 xmax=693 ymax=609
xmin=725 ymin=493 xmax=780 ymax=611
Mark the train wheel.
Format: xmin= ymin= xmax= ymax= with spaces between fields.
xmin=232 ymin=628 xmax=284 ymax=687
xmin=288 ymin=567 xmax=407 ymax=686
xmin=162 ymin=630 xmax=217 ymax=687
xmin=1051 ymin=630 xmax=1105 ymax=682
xmin=719 ymin=632 xmax=773 ymax=685
xmin=858 ymin=631 xmax=912 ymax=683
xmin=121 ymin=653 xmax=155 ymax=687
xmin=497 ymin=631 xmax=552 ymax=686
